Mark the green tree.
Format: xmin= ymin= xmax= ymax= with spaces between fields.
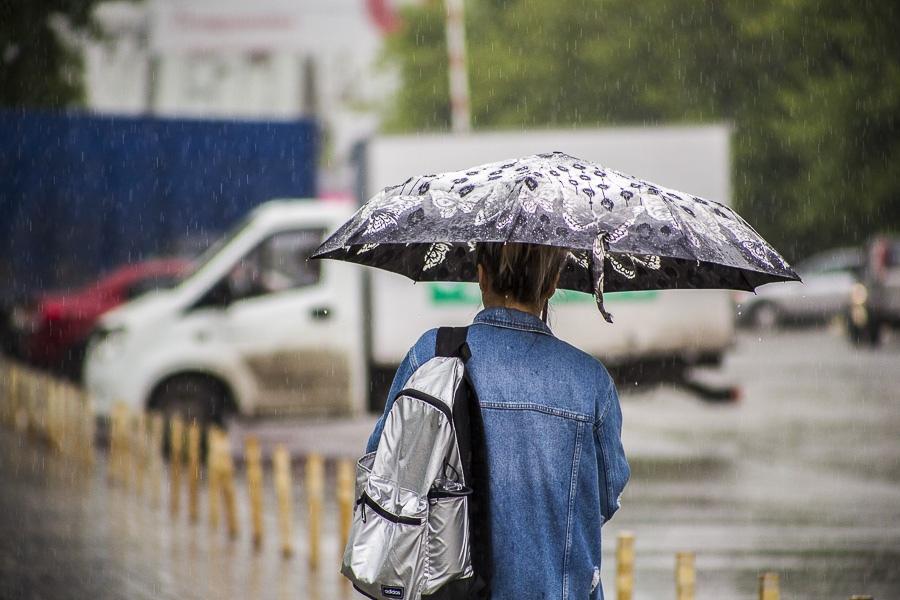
xmin=383 ymin=0 xmax=900 ymax=259
xmin=0 ymin=0 xmax=103 ymax=108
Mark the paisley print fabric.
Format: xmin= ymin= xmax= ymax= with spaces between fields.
xmin=312 ymin=151 xmax=798 ymax=309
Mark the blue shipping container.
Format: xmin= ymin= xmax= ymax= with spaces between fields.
xmin=0 ymin=110 xmax=318 ymax=294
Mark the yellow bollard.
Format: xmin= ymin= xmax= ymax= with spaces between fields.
xmin=108 ymin=404 xmax=123 ymax=485
xmin=169 ymin=414 xmax=184 ymax=517
xmin=47 ymin=383 xmax=61 ymax=452
xmin=14 ymin=368 xmax=28 ymax=434
xmin=245 ymin=436 xmax=264 ymax=549
xmin=60 ymin=384 xmax=73 ymax=454
xmin=218 ymin=430 xmax=239 ymax=539
xmin=758 ymin=572 xmax=780 ymax=600
xmin=123 ymin=407 xmax=135 ymax=490
xmin=112 ymin=403 xmax=131 ymax=487
xmin=187 ymin=421 xmax=201 ymax=523
xmin=336 ymin=458 xmax=354 ymax=557
xmin=1 ymin=363 xmax=7 ymax=426
xmin=54 ymin=384 xmax=67 ymax=454
xmin=3 ymin=364 xmax=12 ymax=426
xmin=134 ymin=412 xmax=147 ymax=495
xmin=8 ymin=365 xmax=21 ymax=430
xmin=81 ymin=394 xmax=95 ymax=468
xmin=59 ymin=384 xmax=70 ymax=454
xmin=675 ymin=552 xmax=695 ymax=600
xmin=107 ymin=405 xmax=117 ymax=483
xmin=0 ymin=364 xmax=9 ymax=427
xmin=118 ymin=404 xmax=126 ymax=484
xmin=22 ymin=371 xmax=36 ymax=438
xmin=306 ymin=453 xmax=324 ymax=570
xmin=62 ymin=384 xmax=75 ymax=457
xmin=207 ymin=427 xmax=222 ymax=529
xmin=25 ymin=372 xmax=38 ymax=439
xmin=73 ymin=391 xmax=82 ymax=463
xmin=273 ymin=445 xmax=294 ymax=558
xmin=616 ymin=531 xmax=635 ymax=600
xmin=148 ymin=412 xmax=164 ymax=506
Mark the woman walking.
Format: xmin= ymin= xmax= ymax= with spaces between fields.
xmin=366 ymin=242 xmax=630 ymax=600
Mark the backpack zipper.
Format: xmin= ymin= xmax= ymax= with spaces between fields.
xmin=397 ymin=387 xmax=454 ymax=426
xmin=357 ymin=492 xmax=423 ymax=526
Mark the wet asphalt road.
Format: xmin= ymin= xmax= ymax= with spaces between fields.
xmin=1 ymin=326 xmax=899 ymax=599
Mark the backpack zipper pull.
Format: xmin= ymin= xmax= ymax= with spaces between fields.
xmin=356 ymin=495 xmax=367 ymax=523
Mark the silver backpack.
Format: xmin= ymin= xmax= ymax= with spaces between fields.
xmin=341 ymin=327 xmax=491 ymax=600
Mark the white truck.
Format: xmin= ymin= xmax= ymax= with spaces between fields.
xmin=84 ymin=126 xmax=735 ymax=420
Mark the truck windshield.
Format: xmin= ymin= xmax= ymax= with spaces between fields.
xmin=182 ymin=215 xmax=254 ymax=281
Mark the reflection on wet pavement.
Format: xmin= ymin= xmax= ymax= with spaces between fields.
xmin=0 ymin=433 xmax=355 ymax=600
xmin=602 ymin=328 xmax=900 ymax=599
xmin=1 ymin=328 xmax=899 ymax=599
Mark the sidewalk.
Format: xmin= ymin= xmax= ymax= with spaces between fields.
xmin=0 ymin=429 xmax=355 ymax=600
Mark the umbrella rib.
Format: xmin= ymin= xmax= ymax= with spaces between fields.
xmin=502 ymin=179 xmax=527 ymax=244
xmin=658 ymin=195 xmax=703 ymax=264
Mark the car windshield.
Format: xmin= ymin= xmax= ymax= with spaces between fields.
xmin=182 ymin=215 xmax=254 ymax=280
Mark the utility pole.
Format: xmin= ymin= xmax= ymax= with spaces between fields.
xmin=444 ymin=0 xmax=471 ymax=133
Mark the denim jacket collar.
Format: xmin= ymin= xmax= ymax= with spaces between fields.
xmin=473 ymin=306 xmax=553 ymax=336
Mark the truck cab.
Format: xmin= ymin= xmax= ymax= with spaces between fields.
xmin=83 ymin=199 xmax=366 ymax=421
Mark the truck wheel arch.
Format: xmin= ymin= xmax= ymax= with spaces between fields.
xmin=147 ymin=371 xmax=238 ymax=419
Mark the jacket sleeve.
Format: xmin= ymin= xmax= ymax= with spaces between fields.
xmin=594 ymin=377 xmax=630 ymax=524
xmin=365 ymin=347 xmax=418 ymax=454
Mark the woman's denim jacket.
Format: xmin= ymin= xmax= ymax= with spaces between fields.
xmin=367 ymin=307 xmax=630 ymax=600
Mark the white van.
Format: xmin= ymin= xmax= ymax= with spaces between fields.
xmin=84 ymin=199 xmax=368 ymax=421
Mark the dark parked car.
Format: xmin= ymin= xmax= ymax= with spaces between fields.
xmin=847 ymin=236 xmax=900 ymax=346
xmin=8 ymin=258 xmax=188 ymax=378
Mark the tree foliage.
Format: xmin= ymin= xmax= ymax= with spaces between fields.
xmin=383 ymin=0 xmax=900 ymax=259
xmin=0 ymin=0 xmax=103 ymax=108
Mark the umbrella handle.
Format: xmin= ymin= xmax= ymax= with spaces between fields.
xmin=591 ymin=234 xmax=614 ymax=324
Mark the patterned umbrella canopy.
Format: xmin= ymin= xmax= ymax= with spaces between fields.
xmin=312 ymin=151 xmax=799 ymax=322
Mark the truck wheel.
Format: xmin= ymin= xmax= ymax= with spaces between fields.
xmin=150 ymin=374 xmax=229 ymax=426
xmin=151 ymin=375 xmax=231 ymax=460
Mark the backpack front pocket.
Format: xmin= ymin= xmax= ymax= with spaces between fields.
xmin=342 ymin=478 xmax=429 ymax=599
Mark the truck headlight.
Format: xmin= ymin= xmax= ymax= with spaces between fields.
xmin=10 ymin=304 xmax=41 ymax=333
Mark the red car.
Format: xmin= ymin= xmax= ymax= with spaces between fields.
xmin=9 ymin=258 xmax=188 ymax=378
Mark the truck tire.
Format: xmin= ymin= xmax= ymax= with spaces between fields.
xmin=150 ymin=374 xmax=230 ymax=426
xmin=150 ymin=374 xmax=232 ymax=459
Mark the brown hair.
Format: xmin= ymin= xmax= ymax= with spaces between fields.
xmin=475 ymin=242 xmax=568 ymax=307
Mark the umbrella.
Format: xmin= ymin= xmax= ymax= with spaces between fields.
xmin=311 ymin=151 xmax=799 ymax=322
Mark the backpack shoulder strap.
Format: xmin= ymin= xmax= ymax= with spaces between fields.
xmin=435 ymin=326 xmax=471 ymax=360
xmin=436 ymin=326 xmax=492 ymax=598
